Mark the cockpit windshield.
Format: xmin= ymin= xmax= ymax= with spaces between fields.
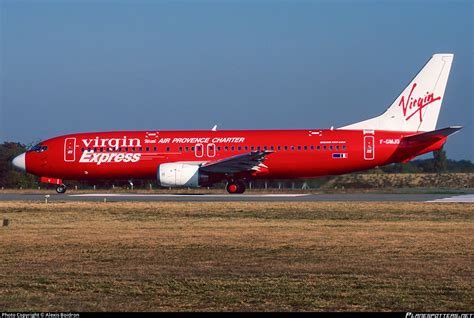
xmin=29 ymin=145 xmax=48 ymax=152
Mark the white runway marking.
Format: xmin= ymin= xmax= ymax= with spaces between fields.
xmin=69 ymin=193 xmax=310 ymax=198
xmin=427 ymin=194 xmax=474 ymax=203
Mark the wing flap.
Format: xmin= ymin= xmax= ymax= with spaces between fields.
xmin=200 ymin=151 xmax=273 ymax=174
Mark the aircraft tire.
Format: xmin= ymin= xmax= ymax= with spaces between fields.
xmin=226 ymin=181 xmax=246 ymax=194
xmin=236 ymin=181 xmax=246 ymax=194
xmin=56 ymin=184 xmax=67 ymax=194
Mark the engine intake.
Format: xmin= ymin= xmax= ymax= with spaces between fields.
xmin=157 ymin=162 xmax=208 ymax=187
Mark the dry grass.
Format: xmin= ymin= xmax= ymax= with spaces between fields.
xmin=1 ymin=201 xmax=473 ymax=311
xmin=325 ymin=173 xmax=474 ymax=189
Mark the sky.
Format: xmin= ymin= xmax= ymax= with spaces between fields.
xmin=1 ymin=0 xmax=473 ymax=160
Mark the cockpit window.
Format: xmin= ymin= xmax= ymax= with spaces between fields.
xmin=29 ymin=145 xmax=48 ymax=152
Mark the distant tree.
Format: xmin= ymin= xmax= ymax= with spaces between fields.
xmin=0 ymin=142 xmax=38 ymax=188
xmin=446 ymin=159 xmax=474 ymax=173
xmin=412 ymin=159 xmax=435 ymax=172
xmin=380 ymin=162 xmax=420 ymax=173
xmin=400 ymin=162 xmax=421 ymax=173
xmin=433 ymin=149 xmax=447 ymax=172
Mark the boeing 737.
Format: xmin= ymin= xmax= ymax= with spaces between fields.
xmin=12 ymin=54 xmax=461 ymax=194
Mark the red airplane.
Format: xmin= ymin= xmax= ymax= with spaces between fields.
xmin=12 ymin=54 xmax=461 ymax=194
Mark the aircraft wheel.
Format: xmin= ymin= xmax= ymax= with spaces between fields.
xmin=226 ymin=181 xmax=246 ymax=194
xmin=56 ymin=184 xmax=67 ymax=194
xmin=236 ymin=181 xmax=246 ymax=194
xmin=226 ymin=182 xmax=239 ymax=194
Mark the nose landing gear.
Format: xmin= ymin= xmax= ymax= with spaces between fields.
xmin=39 ymin=177 xmax=67 ymax=194
xmin=56 ymin=184 xmax=67 ymax=194
xmin=226 ymin=181 xmax=246 ymax=194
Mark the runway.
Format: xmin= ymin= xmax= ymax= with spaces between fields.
xmin=1 ymin=192 xmax=473 ymax=202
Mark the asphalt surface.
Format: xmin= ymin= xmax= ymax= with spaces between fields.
xmin=1 ymin=192 xmax=473 ymax=202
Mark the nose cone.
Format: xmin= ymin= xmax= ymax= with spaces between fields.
xmin=12 ymin=153 xmax=26 ymax=171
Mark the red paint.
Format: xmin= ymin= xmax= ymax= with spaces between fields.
xmin=23 ymin=128 xmax=449 ymax=189
xmin=40 ymin=177 xmax=62 ymax=185
xmin=228 ymin=184 xmax=238 ymax=193
xmin=398 ymin=83 xmax=441 ymax=122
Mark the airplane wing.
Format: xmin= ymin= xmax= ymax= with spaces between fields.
xmin=403 ymin=126 xmax=463 ymax=143
xmin=200 ymin=151 xmax=273 ymax=174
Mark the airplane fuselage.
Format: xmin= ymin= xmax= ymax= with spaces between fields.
xmin=24 ymin=129 xmax=445 ymax=182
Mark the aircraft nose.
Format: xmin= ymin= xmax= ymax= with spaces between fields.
xmin=12 ymin=153 xmax=26 ymax=171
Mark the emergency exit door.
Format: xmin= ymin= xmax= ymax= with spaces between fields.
xmin=64 ymin=138 xmax=76 ymax=162
xmin=364 ymin=135 xmax=375 ymax=160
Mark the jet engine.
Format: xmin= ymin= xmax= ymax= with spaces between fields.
xmin=157 ymin=162 xmax=209 ymax=187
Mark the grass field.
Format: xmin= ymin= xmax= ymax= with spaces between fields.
xmin=1 ymin=201 xmax=472 ymax=311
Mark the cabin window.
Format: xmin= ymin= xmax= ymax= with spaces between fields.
xmin=317 ymin=146 xmax=320 ymax=150
xmin=277 ymin=146 xmax=281 ymax=151
xmin=251 ymin=146 xmax=254 ymax=151
xmin=145 ymin=147 xmax=149 ymax=152
xmin=231 ymin=146 xmax=235 ymax=151
xmin=304 ymin=146 xmax=308 ymax=150
xmin=191 ymin=146 xmax=195 ymax=151
xmin=310 ymin=146 xmax=314 ymax=150
xmin=166 ymin=147 xmax=170 ymax=152
xmin=225 ymin=146 xmax=229 ymax=151
xmin=329 ymin=146 xmax=333 ymax=150
xmin=154 ymin=147 xmax=157 ymax=152
xmin=245 ymin=146 xmax=248 ymax=151
xmin=342 ymin=145 xmax=346 ymax=150
xmin=291 ymin=146 xmax=295 ymax=150
xmin=257 ymin=146 xmax=261 ymax=151
xmin=336 ymin=145 xmax=339 ymax=150
xmin=323 ymin=146 xmax=327 ymax=150
xmin=284 ymin=146 xmax=288 ymax=151
xmin=270 ymin=146 xmax=274 ymax=151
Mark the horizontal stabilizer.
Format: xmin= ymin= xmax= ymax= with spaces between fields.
xmin=402 ymin=126 xmax=462 ymax=143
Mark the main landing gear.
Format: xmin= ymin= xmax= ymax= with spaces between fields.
xmin=226 ymin=181 xmax=246 ymax=194
xmin=56 ymin=184 xmax=67 ymax=194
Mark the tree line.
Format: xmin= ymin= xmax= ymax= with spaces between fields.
xmin=0 ymin=141 xmax=472 ymax=189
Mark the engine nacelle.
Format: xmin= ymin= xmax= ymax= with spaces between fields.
xmin=157 ymin=162 xmax=208 ymax=187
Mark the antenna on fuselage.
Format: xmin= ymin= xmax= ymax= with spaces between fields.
xmin=211 ymin=124 xmax=218 ymax=131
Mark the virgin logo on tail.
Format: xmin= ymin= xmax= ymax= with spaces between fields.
xmin=398 ymin=83 xmax=441 ymax=122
